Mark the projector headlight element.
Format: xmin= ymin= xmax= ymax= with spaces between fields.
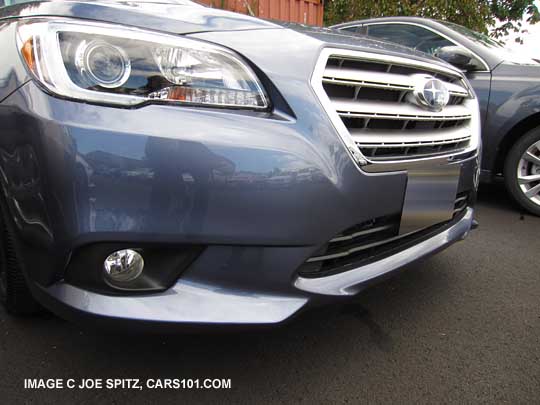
xmin=75 ymin=40 xmax=132 ymax=89
xmin=16 ymin=19 xmax=269 ymax=109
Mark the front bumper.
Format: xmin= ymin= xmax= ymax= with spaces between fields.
xmin=30 ymin=208 xmax=473 ymax=327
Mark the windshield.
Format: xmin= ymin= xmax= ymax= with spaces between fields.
xmin=441 ymin=20 xmax=539 ymax=65
xmin=441 ymin=21 xmax=504 ymax=48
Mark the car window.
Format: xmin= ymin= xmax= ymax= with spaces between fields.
xmin=366 ymin=24 xmax=454 ymax=56
xmin=339 ymin=25 xmax=368 ymax=35
xmin=440 ymin=21 xmax=503 ymax=49
xmin=439 ymin=20 xmax=539 ymax=65
xmin=339 ymin=26 xmax=359 ymax=33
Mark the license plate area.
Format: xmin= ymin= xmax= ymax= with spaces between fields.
xmin=399 ymin=165 xmax=460 ymax=235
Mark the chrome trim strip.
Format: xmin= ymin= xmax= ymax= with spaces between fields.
xmin=311 ymin=49 xmax=370 ymax=166
xmin=307 ymin=233 xmax=403 ymax=263
xmin=323 ymin=66 xmax=469 ymax=95
xmin=332 ymin=99 xmax=471 ymax=119
xmin=366 ymin=149 xmax=469 ymax=162
xmin=323 ymin=77 xmax=412 ymax=92
xmin=356 ymin=137 xmax=470 ymax=148
xmin=329 ymin=224 xmax=394 ymax=243
xmin=339 ymin=111 xmax=470 ymax=121
xmin=352 ymin=127 xmax=471 ymax=143
xmin=361 ymin=152 xmax=478 ymax=173
xmin=323 ymin=65 xmax=470 ymax=97
xmin=294 ymin=208 xmax=474 ymax=296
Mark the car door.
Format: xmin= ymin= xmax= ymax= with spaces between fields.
xmin=345 ymin=23 xmax=492 ymax=129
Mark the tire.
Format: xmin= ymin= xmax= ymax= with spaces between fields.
xmin=504 ymin=127 xmax=540 ymax=217
xmin=0 ymin=202 xmax=41 ymax=315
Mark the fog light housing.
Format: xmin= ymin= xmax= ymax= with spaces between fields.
xmin=65 ymin=243 xmax=204 ymax=294
xmin=104 ymin=249 xmax=144 ymax=285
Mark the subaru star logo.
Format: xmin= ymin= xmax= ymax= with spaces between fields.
xmin=412 ymin=76 xmax=450 ymax=112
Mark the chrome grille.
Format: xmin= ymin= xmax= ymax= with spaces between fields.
xmin=321 ymin=54 xmax=474 ymax=161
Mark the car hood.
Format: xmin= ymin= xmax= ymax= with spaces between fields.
xmin=493 ymin=61 xmax=540 ymax=77
xmin=0 ymin=0 xmax=281 ymax=33
xmin=276 ymin=23 xmax=460 ymax=70
xmin=2 ymin=0 xmax=461 ymax=72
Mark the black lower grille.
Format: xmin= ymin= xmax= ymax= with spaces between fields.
xmin=298 ymin=193 xmax=471 ymax=278
xmin=453 ymin=191 xmax=469 ymax=218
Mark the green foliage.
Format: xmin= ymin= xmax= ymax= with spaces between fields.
xmin=324 ymin=0 xmax=540 ymax=42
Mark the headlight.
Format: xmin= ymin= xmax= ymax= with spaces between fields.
xmin=16 ymin=19 xmax=269 ymax=109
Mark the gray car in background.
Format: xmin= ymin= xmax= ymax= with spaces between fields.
xmin=334 ymin=17 xmax=540 ymax=216
xmin=0 ymin=1 xmax=479 ymax=329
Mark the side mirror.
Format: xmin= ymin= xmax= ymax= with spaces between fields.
xmin=434 ymin=46 xmax=477 ymax=71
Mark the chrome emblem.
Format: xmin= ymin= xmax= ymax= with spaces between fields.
xmin=412 ymin=76 xmax=450 ymax=112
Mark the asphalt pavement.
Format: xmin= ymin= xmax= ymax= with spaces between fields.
xmin=0 ymin=183 xmax=539 ymax=404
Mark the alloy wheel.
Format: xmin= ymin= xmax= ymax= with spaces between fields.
xmin=517 ymin=140 xmax=540 ymax=207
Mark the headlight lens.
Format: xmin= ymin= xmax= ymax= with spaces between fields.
xmin=75 ymin=40 xmax=132 ymax=89
xmin=16 ymin=19 xmax=269 ymax=109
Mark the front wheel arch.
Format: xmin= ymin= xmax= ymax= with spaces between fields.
xmin=503 ymin=127 xmax=540 ymax=216
xmin=0 ymin=187 xmax=42 ymax=315
xmin=495 ymin=112 xmax=540 ymax=176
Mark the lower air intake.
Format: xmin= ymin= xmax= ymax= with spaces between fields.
xmin=298 ymin=193 xmax=471 ymax=278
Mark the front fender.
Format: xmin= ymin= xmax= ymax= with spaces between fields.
xmin=483 ymin=65 xmax=540 ymax=172
xmin=0 ymin=20 xmax=31 ymax=104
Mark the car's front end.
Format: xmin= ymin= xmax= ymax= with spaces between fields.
xmin=0 ymin=1 xmax=480 ymax=328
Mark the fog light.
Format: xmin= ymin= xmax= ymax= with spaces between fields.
xmin=104 ymin=249 xmax=144 ymax=283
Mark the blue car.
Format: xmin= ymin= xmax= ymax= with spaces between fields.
xmin=0 ymin=0 xmax=480 ymax=329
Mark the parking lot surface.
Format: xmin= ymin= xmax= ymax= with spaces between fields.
xmin=0 ymin=183 xmax=539 ymax=404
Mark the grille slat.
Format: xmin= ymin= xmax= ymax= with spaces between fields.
xmin=350 ymin=126 xmax=471 ymax=143
xmin=306 ymin=234 xmax=402 ymax=263
xmin=323 ymin=67 xmax=469 ymax=96
xmin=358 ymin=138 xmax=470 ymax=149
xmin=329 ymin=224 xmax=395 ymax=243
xmin=333 ymin=99 xmax=472 ymax=120
xmin=322 ymin=55 xmax=473 ymax=161
xmin=352 ymin=127 xmax=471 ymax=160
xmin=453 ymin=192 xmax=469 ymax=215
xmin=338 ymin=110 xmax=471 ymax=122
